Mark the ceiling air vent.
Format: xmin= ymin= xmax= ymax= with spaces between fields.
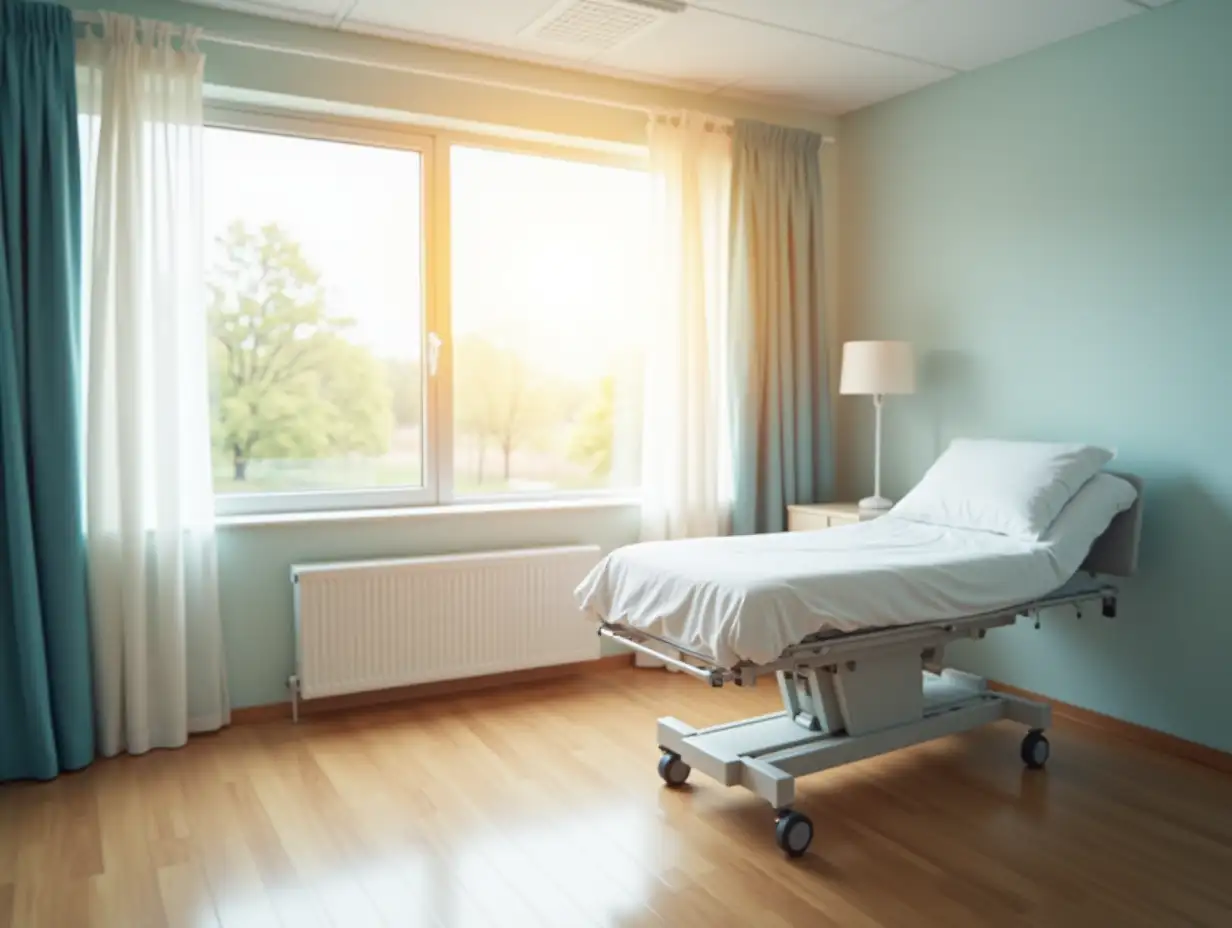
xmin=522 ymin=0 xmax=686 ymax=52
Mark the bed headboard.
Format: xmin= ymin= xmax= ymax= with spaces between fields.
xmin=1080 ymin=472 xmax=1143 ymax=577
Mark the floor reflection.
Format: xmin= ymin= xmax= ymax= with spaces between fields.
xmin=220 ymin=799 xmax=663 ymax=927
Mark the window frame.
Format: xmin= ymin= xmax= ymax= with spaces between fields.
xmin=204 ymin=104 xmax=647 ymax=518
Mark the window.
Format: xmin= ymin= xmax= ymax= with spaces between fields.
xmin=204 ymin=115 xmax=648 ymax=515
xmin=204 ymin=127 xmax=429 ymax=511
xmin=450 ymin=146 xmax=648 ymax=497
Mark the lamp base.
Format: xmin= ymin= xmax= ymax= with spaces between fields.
xmin=858 ymin=495 xmax=895 ymax=512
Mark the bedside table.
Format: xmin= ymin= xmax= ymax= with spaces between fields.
xmin=786 ymin=502 xmax=885 ymax=532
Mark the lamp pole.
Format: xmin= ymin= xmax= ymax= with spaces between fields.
xmin=873 ymin=393 xmax=884 ymax=504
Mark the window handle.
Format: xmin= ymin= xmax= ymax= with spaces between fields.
xmin=427 ymin=332 xmax=443 ymax=378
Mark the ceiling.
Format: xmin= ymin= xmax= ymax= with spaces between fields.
xmin=182 ymin=0 xmax=1176 ymax=116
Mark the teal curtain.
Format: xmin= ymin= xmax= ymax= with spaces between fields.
xmin=0 ymin=0 xmax=94 ymax=781
xmin=728 ymin=120 xmax=833 ymax=534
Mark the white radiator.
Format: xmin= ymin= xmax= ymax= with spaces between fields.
xmin=290 ymin=545 xmax=602 ymax=703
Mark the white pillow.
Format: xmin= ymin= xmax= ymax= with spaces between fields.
xmin=1041 ymin=473 xmax=1138 ymax=576
xmin=892 ymin=438 xmax=1114 ymax=539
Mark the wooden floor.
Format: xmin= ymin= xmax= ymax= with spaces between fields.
xmin=3 ymin=669 xmax=1232 ymax=927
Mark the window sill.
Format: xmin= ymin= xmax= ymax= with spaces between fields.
xmin=214 ymin=495 xmax=641 ymax=528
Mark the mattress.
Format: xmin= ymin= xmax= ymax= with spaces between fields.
xmin=575 ymin=516 xmax=1083 ymax=668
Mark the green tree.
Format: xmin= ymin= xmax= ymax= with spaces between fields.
xmin=454 ymin=333 xmax=555 ymax=484
xmin=385 ymin=358 xmax=423 ymax=429
xmin=568 ymin=375 xmax=615 ymax=477
xmin=208 ymin=221 xmax=392 ymax=481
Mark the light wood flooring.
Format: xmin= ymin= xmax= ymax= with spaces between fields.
xmin=3 ymin=668 xmax=1232 ymax=927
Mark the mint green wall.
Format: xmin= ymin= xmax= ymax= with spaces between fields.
xmin=64 ymin=0 xmax=651 ymax=711
xmin=218 ymin=506 xmax=640 ymax=708
xmin=840 ymin=0 xmax=1232 ymax=751
xmin=61 ymin=0 xmax=840 ymax=710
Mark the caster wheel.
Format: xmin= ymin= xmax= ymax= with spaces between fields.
xmin=1021 ymin=730 xmax=1050 ymax=769
xmin=775 ymin=810 xmax=814 ymax=859
xmin=658 ymin=752 xmax=691 ymax=788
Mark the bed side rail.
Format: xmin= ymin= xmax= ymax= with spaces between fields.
xmin=598 ymin=580 xmax=1118 ymax=689
xmin=598 ymin=626 xmax=728 ymax=686
xmin=788 ymin=581 xmax=1119 ymax=655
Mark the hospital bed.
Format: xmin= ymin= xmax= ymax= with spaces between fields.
xmin=577 ymin=472 xmax=1143 ymax=858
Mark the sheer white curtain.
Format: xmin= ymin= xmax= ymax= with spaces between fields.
xmin=79 ymin=13 xmax=229 ymax=755
xmin=640 ymin=112 xmax=733 ymax=542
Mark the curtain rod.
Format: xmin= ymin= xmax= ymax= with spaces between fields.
xmin=71 ymin=10 xmax=837 ymax=144
xmin=74 ymin=10 xmax=190 ymax=35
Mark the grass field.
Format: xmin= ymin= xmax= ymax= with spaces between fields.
xmin=211 ymin=429 xmax=626 ymax=499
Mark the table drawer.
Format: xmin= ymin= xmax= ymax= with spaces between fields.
xmin=788 ymin=509 xmax=856 ymax=532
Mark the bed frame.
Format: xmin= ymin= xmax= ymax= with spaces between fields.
xmin=599 ymin=474 xmax=1144 ymax=858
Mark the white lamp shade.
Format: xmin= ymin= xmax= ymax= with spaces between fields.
xmin=840 ymin=341 xmax=916 ymax=396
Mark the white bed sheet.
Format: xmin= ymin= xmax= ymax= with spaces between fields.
xmin=575 ymin=517 xmax=1082 ymax=668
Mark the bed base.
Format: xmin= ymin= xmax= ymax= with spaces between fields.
xmin=601 ymin=580 xmax=1116 ymax=858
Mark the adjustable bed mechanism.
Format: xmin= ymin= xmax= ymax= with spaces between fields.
xmin=599 ymin=581 xmax=1118 ymax=690
xmin=599 ymin=579 xmax=1120 ymax=858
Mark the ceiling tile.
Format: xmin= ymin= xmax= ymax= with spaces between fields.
xmin=723 ymin=35 xmax=955 ymax=115
xmin=692 ymin=0 xmax=923 ymax=42
xmin=343 ymin=0 xmax=599 ymax=60
xmin=839 ymin=0 xmax=1141 ymax=72
xmin=594 ymin=5 xmax=950 ymax=103
xmin=193 ymin=0 xmax=348 ymax=24
xmin=591 ymin=7 xmax=775 ymax=87
xmin=182 ymin=0 xmax=1162 ymax=117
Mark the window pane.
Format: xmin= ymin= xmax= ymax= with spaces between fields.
xmin=450 ymin=146 xmax=649 ymax=495
xmin=204 ymin=128 xmax=425 ymax=497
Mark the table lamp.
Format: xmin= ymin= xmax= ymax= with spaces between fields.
xmin=840 ymin=341 xmax=916 ymax=512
